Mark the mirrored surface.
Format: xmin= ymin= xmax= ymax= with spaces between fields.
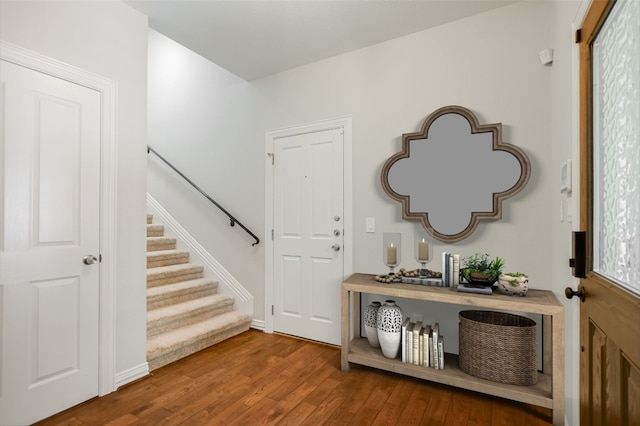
xmin=381 ymin=106 xmax=531 ymax=243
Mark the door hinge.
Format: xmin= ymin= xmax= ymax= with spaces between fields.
xmin=272 ymin=305 xmax=274 ymax=315
xmin=575 ymin=29 xmax=582 ymax=43
xmin=271 ymin=229 xmax=274 ymax=240
xmin=267 ymin=153 xmax=274 ymax=165
xmin=99 ymin=254 xmax=102 ymax=263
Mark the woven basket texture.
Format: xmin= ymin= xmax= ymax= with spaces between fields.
xmin=458 ymin=310 xmax=537 ymax=386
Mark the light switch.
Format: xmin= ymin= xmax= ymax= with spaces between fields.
xmin=560 ymin=160 xmax=572 ymax=193
xmin=366 ymin=217 xmax=375 ymax=233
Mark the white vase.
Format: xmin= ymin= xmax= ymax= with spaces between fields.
xmin=363 ymin=301 xmax=381 ymax=347
xmin=376 ymin=300 xmax=403 ymax=359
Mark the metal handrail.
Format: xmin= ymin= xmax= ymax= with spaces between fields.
xmin=147 ymin=145 xmax=260 ymax=246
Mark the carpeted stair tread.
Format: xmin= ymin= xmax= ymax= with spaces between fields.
xmin=147 ymin=311 xmax=251 ymax=370
xmin=147 ymin=249 xmax=190 ymax=268
xmin=147 ymin=236 xmax=177 ymax=252
xmin=147 ymin=293 xmax=235 ymax=336
xmin=147 ymin=263 xmax=204 ymax=287
xmin=147 ymin=224 xmax=165 ymax=237
xmin=147 ymin=278 xmax=218 ymax=310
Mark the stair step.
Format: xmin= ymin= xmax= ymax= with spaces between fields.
xmin=147 ymin=236 xmax=177 ymax=252
xmin=147 ymin=311 xmax=251 ymax=371
xmin=147 ymin=224 xmax=165 ymax=237
xmin=147 ymin=278 xmax=218 ymax=310
xmin=147 ymin=263 xmax=203 ymax=287
xmin=147 ymin=293 xmax=235 ymax=337
xmin=147 ymin=249 xmax=190 ymax=268
xmin=145 ymin=215 xmax=251 ymax=372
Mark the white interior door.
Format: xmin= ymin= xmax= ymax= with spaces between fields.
xmin=0 ymin=60 xmax=101 ymax=425
xmin=273 ymin=127 xmax=344 ymax=345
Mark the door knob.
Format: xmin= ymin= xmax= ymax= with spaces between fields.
xmin=332 ymin=244 xmax=341 ymax=252
xmin=564 ymin=286 xmax=585 ymax=302
xmin=83 ymin=255 xmax=98 ymax=265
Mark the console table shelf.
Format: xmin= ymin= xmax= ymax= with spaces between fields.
xmin=341 ymin=273 xmax=565 ymax=425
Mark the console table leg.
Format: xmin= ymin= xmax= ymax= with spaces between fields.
xmin=341 ymin=287 xmax=350 ymax=372
xmin=552 ymin=311 xmax=565 ymax=425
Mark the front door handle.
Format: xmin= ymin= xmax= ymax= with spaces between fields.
xmin=83 ymin=255 xmax=98 ymax=265
xmin=564 ymin=286 xmax=585 ymax=302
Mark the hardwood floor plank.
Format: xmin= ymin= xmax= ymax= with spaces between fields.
xmin=467 ymin=393 xmax=494 ymax=426
xmin=323 ymin=367 xmax=379 ymax=424
xmin=443 ymin=389 xmax=474 ymax=425
xmin=35 ymin=330 xmax=552 ymax=426
xmin=275 ymin=401 xmax=316 ymax=425
xmin=411 ymin=381 xmax=453 ymax=424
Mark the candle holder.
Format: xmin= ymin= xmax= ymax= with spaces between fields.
xmin=414 ymin=233 xmax=433 ymax=277
xmin=383 ymin=233 xmax=401 ymax=275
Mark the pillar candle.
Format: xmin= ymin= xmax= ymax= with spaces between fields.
xmin=418 ymin=239 xmax=429 ymax=261
xmin=387 ymin=243 xmax=397 ymax=265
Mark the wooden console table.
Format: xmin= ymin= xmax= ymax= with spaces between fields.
xmin=341 ymin=273 xmax=565 ymax=425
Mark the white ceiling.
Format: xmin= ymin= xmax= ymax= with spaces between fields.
xmin=125 ymin=0 xmax=518 ymax=81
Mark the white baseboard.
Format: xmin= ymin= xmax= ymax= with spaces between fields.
xmin=251 ymin=319 xmax=266 ymax=330
xmin=146 ymin=194 xmax=253 ymax=318
xmin=115 ymin=362 xmax=149 ymax=390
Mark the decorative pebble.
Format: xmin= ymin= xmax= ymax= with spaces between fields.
xmin=374 ymin=267 xmax=442 ymax=282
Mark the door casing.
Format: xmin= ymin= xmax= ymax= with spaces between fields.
xmin=264 ymin=117 xmax=353 ymax=335
xmin=0 ymin=41 xmax=118 ymax=396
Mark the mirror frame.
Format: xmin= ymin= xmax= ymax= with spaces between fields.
xmin=380 ymin=105 xmax=531 ymax=243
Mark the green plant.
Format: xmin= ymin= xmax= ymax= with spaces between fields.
xmin=461 ymin=253 xmax=505 ymax=283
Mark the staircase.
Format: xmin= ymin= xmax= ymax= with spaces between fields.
xmin=146 ymin=214 xmax=251 ymax=371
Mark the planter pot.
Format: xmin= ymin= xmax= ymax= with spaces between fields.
xmin=363 ymin=301 xmax=381 ymax=347
xmin=466 ymin=271 xmax=497 ymax=286
xmin=497 ymin=275 xmax=529 ymax=296
xmin=376 ymin=300 xmax=403 ymax=359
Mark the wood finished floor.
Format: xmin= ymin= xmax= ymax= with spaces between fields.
xmin=36 ymin=330 xmax=552 ymax=425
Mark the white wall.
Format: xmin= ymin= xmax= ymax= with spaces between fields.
xmin=148 ymin=1 xmax=582 ymax=423
xmin=1 ymin=1 xmax=149 ymax=378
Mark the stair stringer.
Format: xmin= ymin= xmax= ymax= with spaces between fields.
xmin=146 ymin=194 xmax=253 ymax=321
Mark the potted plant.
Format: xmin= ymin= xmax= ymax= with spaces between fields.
xmin=497 ymin=272 xmax=529 ymax=296
xmin=460 ymin=253 xmax=504 ymax=285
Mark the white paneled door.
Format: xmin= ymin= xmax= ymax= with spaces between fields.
xmin=273 ymin=128 xmax=344 ymax=345
xmin=0 ymin=60 xmax=101 ymax=425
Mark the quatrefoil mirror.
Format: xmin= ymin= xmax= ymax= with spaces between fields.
xmin=381 ymin=105 xmax=531 ymax=243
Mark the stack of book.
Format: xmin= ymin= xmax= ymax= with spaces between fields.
xmin=401 ymin=318 xmax=445 ymax=369
xmin=441 ymin=253 xmax=460 ymax=287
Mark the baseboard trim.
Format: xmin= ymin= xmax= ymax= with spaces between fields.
xmin=251 ymin=319 xmax=266 ymax=330
xmin=115 ymin=362 xmax=149 ymax=390
xmin=146 ymin=194 xmax=253 ymax=318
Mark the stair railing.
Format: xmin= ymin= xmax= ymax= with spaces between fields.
xmin=147 ymin=145 xmax=260 ymax=246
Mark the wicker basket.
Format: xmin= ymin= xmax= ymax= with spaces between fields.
xmin=458 ymin=310 xmax=537 ymax=386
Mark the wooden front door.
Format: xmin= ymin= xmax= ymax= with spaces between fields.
xmin=0 ymin=59 xmax=101 ymax=425
xmin=577 ymin=1 xmax=640 ymax=424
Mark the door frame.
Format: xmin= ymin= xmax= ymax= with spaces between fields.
xmin=0 ymin=41 xmax=118 ymax=396
xmin=264 ymin=116 xmax=353 ymax=334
